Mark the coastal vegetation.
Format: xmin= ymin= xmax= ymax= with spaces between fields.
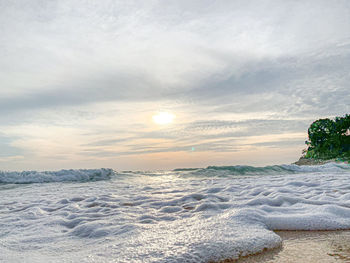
xmin=303 ymin=114 xmax=350 ymax=161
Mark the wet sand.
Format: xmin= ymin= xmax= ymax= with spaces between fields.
xmin=218 ymin=230 xmax=350 ymax=263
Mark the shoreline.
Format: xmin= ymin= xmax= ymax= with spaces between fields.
xmin=214 ymin=230 xmax=350 ymax=263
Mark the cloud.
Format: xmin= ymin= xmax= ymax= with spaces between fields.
xmin=0 ymin=0 xmax=349 ymax=169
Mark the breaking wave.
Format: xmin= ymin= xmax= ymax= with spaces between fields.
xmin=1 ymin=163 xmax=349 ymax=184
xmin=0 ymin=168 xmax=115 ymax=184
xmin=178 ymin=162 xmax=350 ymax=177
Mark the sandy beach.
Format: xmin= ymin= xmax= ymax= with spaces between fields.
xmin=217 ymin=230 xmax=350 ymax=263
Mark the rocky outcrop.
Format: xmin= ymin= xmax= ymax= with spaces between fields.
xmin=293 ymin=157 xmax=335 ymax=166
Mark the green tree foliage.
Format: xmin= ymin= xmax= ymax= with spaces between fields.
xmin=305 ymin=114 xmax=350 ymax=160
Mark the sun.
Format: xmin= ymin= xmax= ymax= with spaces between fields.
xmin=152 ymin=112 xmax=175 ymax=125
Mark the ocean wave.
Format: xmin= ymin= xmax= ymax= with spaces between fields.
xmin=0 ymin=168 xmax=115 ymax=184
xmin=178 ymin=162 xmax=350 ymax=177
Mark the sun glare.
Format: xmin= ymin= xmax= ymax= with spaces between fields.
xmin=152 ymin=112 xmax=175 ymax=125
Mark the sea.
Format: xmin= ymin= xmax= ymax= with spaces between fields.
xmin=1 ymin=163 xmax=350 ymax=262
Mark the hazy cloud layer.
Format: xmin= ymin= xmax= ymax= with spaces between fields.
xmin=0 ymin=0 xmax=349 ymax=170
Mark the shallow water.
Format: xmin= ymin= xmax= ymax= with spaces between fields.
xmin=0 ymin=163 xmax=350 ymax=262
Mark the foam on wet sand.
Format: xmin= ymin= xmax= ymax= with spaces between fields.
xmin=234 ymin=230 xmax=350 ymax=263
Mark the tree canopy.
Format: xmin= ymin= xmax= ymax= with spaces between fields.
xmin=305 ymin=114 xmax=350 ymax=160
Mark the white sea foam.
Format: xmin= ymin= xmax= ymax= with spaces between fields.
xmin=0 ymin=163 xmax=349 ymax=262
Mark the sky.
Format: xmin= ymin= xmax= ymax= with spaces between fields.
xmin=1 ymin=0 xmax=350 ymax=171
